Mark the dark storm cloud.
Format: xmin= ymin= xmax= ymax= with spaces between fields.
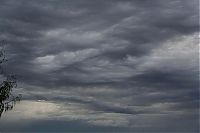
xmin=132 ymin=69 xmax=198 ymax=89
xmin=0 ymin=0 xmax=198 ymax=131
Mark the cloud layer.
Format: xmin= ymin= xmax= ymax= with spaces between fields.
xmin=0 ymin=0 xmax=199 ymax=132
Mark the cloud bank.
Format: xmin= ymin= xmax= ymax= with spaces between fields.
xmin=0 ymin=0 xmax=198 ymax=132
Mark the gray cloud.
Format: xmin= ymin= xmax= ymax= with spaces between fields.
xmin=0 ymin=0 xmax=198 ymax=132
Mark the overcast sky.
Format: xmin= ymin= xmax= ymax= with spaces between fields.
xmin=0 ymin=0 xmax=199 ymax=132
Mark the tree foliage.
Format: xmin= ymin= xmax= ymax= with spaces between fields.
xmin=0 ymin=40 xmax=21 ymax=118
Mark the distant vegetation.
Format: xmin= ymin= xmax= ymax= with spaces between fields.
xmin=0 ymin=40 xmax=21 ymax=118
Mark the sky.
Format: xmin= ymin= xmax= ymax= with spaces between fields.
xmin=0 ymin=0 xmax=199 ymax=132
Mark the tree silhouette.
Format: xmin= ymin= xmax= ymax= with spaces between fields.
xmin=0 ymin=40 xmax=21 ymax=118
